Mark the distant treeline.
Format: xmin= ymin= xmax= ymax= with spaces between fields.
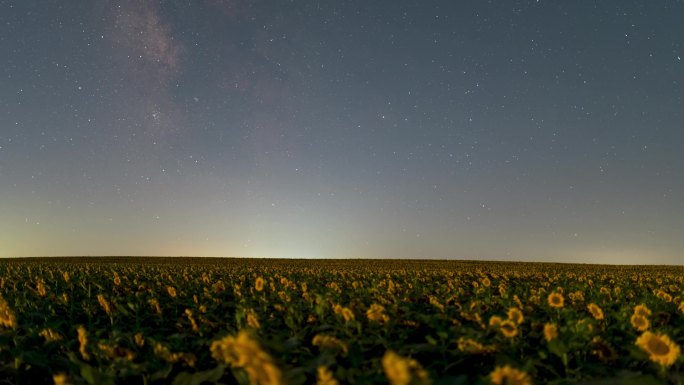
xmin=0 ymin=256 xmax=682 ymax=273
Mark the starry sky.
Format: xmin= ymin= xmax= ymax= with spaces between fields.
xmin=1 ymin=1 xmax=683 ymax=264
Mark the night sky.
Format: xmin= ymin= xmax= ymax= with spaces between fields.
xmin=2 ymin=1 xmax=683 ymax=264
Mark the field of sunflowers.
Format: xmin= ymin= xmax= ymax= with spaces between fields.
xmin=0 ymin=257 xmax=682 ymax=385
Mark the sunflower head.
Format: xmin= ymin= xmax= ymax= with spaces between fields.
xmin=630 ymin=314 xmax=649 ymax=332
xmin=457 ymin=337 xmax=496 ymax=355
xmin=507 ymin=308 xmax=524 ymax=325
xmin=499 ymin=320 xmax=518 ymax=338
xmin=543 ymin=323 xmax=557 ymax=342
xmin=246 ymin=311 xmax=260 ymax=329
xmin=591 ymin=336 xmax=617 ymax=363
xmin=635 ymin=331 xmax=681 ymax=367
xmin=53 ymin=373 xmax=73 ymax=385
xmin=317 ymin=366 xmax=339 ymax=385
xmin=341 ymin=307 xmax=355 ymax=322
xmin=489 ymin=365 xmax=532 ymax=385
xmin=382 ymin=350 xmax=431 ymax=385
xmin=255 ymin=277 xmax=264 ymax=292
xmin=587 ymin=303 xmax=604 ymax=320
xmin=489 ymin=315 xmax=503 ymax=328
xmin=547 ymin=292 xmax=564 ymax=308
xmin=656 ymin=290 xmax=672 ymax=303
xmin=634 ymin=304 xmax=651 ymax=317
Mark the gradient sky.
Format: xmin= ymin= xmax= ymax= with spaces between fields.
xmin=1 ymin=1 xmax=683 ymax=263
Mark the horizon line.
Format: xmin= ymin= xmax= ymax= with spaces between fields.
xmin=1 ymin=255 xmax=682 ymax=267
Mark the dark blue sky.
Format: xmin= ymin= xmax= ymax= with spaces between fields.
xmin=1 ymin=0 xmax=683 ymax=263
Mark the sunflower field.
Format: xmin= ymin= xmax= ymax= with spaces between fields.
xmin=0 ymin=257 xmax=682 ymax=385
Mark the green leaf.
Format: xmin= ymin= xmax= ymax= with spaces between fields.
xmin=425 ymin=335 xmax=438 ymax=345
xmin=172 ymin=365 xmax=226 ymax=385
xmin=20 ymin=351 xmax=50 ymax=368
xmin=548 ymin=339 xmax=567 ymax=358
xmin=116 ymin=303 xmax=131 ymax=317
xmin=577 ymin=374 xmax=665 ymax=385
xmin=285 ymin=367 xmax=308 ymax=385
xmin=81 ymin=364 xmax=115 ymax=385
xmin=150 ymin=365 xmax=174 ymax=381
xmin=435 ymin=375 xmax=470 ymax=385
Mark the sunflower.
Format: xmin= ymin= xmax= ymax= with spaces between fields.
xmin=576 ymin=318 xmax=594 ymax=332
xmin=382 ymin=350 xmax=431 ymax=385
xmin=570 ymin=290 xmax=585 ymax=303
xmin=148 ymin=299 xmax=162 ymax=315
xmin=97 ymin=294 xmax=111 ymax=315
xmin=39 ymin=328 xmax=63 ymax=342
xmin=429 ymin=296 xmax=445 ymax=312
xmin=489 ymin=365 xmax=532 ymax=385
xmin=246 ymin=311 xmax=261 ymax=329
xmin=489 ymin=315 xmax=503 ymax=328
xmin=255 ymin=277 xmax=264 ymax=292
xmin=630 ymin=314 xmax=649 ymax=332
xmin=499 ymin=320 xmax=518 ymax=338
xmin=507 ymin=308 xmax=524 ymax=325
xmin=543 ymin=323 xmax=557 ymax=342
xmin=591 ymin=336 xmax=617 ymax=363
xmin=0 ymin=296 xmax=18 ymax=329
xmin=634 ymin=304 xmax=651 ymax=317
xmin=498 ymin=284 xmax=507 ymax=297
xmin=316 ymin=366 xmax=339 ymax=385
xmin=547 ymin=292 xmax=564 ymax=308
xmin=53 ymin=374 xmax=73 ymax=385
xmin=36 ymin=280 xmax=47 ymax=297
xmin=77 ymin=325 xmax=90 ymax=361
xmin=513 ymin=295 xmax=523 ymax=309
xmin=656 ymin=290 xmax=672 ymax=303
xmin=134 ymin=333 xmax=145 ymax=347
xmin=341 ymin=307 xmax=355 ymax=322
xmin=312 ymin=334 xmax=349 ymax=356
xmin=457 ymin=337 xmax=496 ymax=354
xmin=587 ymin=303 xmax=603 ymax=320
xmin=367 ymin=303 xmax=390 ymax=323
xmin=635 ymin=331 xmax=681 ymax=367
xmin=210 ymin=331 xmax=283 ymax=385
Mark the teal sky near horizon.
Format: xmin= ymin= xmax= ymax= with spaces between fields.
xmin=1 ymin=1 xmax=683 ymax=264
